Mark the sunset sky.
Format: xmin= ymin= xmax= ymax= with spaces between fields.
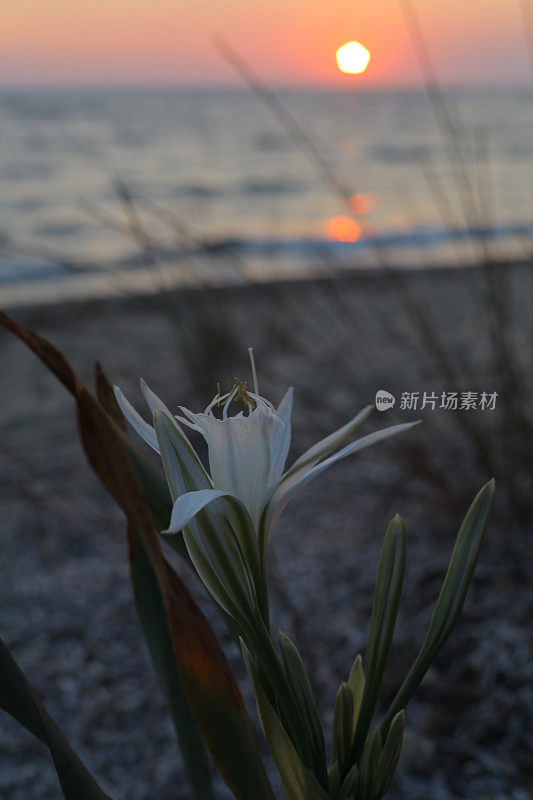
xmin=1 ymin=0 xmax=530 ymax=87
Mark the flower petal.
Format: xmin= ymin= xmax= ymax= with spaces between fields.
xmin=272 ymin=387 xmax=293 ymax=478
xmin=264 ymin=420 xmax=421 ymax=545
xmin=113 ymin=385 xmax=159 ymax=452
xmin=154 ymin=410 xmax=212 ymax=500
xmin=188 ymin=405 xmax=280 ymax=528
xmin=165 ymin=488 xmax=238 ymax=533
xmin=140 ymin=378 xmax=176 ymax=419
xmin=289 ymin=404 xmax=374 ymax=474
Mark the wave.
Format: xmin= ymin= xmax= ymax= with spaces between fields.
xmin=2 ymin=222 xmax=532 ymax=287
xmin=193 ymin=222 xmax=533 ymax=258
xmin=171 ymin=179 xmax=305 ymax=199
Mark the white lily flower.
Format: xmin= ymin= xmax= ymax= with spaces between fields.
xmin=114 ymin=359 xmax=419 ymax=621
xmin=175 ymin=384 xmax=290 ymax=528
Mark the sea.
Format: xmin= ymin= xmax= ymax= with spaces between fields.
xmin=1 ymin=87 xmax=533 ymax=305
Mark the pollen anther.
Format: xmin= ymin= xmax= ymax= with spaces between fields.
xmin=233 ymin=377 xmax=256 ymax=409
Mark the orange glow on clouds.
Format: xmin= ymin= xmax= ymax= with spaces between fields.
xmin=325 ymin=216 xmax=362 ymax=243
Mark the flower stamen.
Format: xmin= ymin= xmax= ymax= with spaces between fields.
xmin=233 ymin=377 xmax=256 ymax=410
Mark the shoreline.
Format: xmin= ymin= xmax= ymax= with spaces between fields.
xmin=3 ymin=254 xmax=532 ymax=320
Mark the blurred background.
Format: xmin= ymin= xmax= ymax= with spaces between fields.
xmin=0 ymin=1 xmax=532 ymax=798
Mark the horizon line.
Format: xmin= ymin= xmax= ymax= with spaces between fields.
xmin=1 ymin=79 xmax=532 ymax=92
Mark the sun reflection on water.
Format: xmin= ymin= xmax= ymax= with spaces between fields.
xmin=325 ymin=215 xmax=362 ymax=243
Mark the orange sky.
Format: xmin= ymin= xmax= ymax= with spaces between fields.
xmin=1 ymin=0 xmax=530 ymax=87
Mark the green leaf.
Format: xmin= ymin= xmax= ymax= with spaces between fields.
xmin=128 ymin=527 xmax=214 ymax=800
xmin=373 ymin=710 xmax=405 ymax=800
xmin=337 ymin=762 xmax=360 ymax=800
xmin=279 ymin=632 xmax=327 ymax=786
xmin=332 ymin=683 xmax=355 ymax=775
xmin=153 ymin=410 xmax=212 ymax=499
xmin=381 ymin=480 xmax=495 ymax=739
xmin=359 ymin=726 xmax=382 ymax=800
xmin=352 ymin=516 xmax=406 ymax=763
xmin=347 ymin=654 xmax=365 ymax=732
xmin=242 ymin=623 xmax=316 ymax=774
xmin=328 ymin=760 xmax=341 ymax=797
xmin=242 ymin=641 xmax=330 ymax=800
xmin=0 ymin=636 xmax=112 ymax=800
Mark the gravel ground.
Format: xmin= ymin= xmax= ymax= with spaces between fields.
xmin=1 ymin=270 xmax=531 ymax=800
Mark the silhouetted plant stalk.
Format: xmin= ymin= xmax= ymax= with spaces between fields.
xmin=0 ymin=312 xmax=495 ymax=800
xmin=399 ymin=0 xmax=532 ymax=500
xmin=85 ymin=177 xmax=244 ymax=398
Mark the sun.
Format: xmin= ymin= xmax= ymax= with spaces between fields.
xmin=336 ymin=41 xmax=370 ymax=75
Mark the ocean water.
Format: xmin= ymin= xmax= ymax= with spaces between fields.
xmin=1 ymin=87 xmax=533 ymax=300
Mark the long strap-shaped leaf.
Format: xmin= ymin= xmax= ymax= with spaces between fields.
xmin=380 ymin=479 xmax=495 ymax=739
xmin=128 ymin=526 xmax=214 ymax=800
xmin=279 ymin=632 xmax=328 ymax=787
xmin=0 ymin=636 xmax=113 ymax=800
xmin=242 ymin=641 xmax=330 ymax=800
xmin=0 ymin=309 xmax=274 ymax=800
xmin=351 ymin=515 xmax=406 ymax=764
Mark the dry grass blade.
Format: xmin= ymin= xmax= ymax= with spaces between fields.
xmin=94 ymin=361 xmax=127 ymax=432
xmin=0 ymin=309 xmax=77 ymax=395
